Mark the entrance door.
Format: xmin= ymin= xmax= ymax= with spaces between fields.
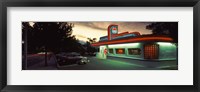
xmin=144 ymin=44 xmax=159 ymax=59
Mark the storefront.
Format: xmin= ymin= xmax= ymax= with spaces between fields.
xmin=91 ymin=25 xmax=177 ymax=61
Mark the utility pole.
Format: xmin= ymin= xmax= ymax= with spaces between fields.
xmin=45 ymin=45 xmax=48 ymax=66
xmin=23 ymin=28 xmax=28 ymax=70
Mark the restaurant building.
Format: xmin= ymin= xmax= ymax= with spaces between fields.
xmin=91 ymin=24 xmax=177 ymax=61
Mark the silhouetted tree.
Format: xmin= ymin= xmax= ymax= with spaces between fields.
xmin=146 ymin=22 xmax=178 ymax=43
xmin=31 ymin=22 xmax=74 ymax=66
xmin=87 ymin=38 xmax=97 ymax=43
xmin=62 ymin=36 xmax=86 ymax=54
xmin=85 ymin=38 xmax=97 ymax=55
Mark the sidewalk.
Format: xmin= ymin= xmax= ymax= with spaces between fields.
xmin=26 ymin=54 xmax=58 ymax=70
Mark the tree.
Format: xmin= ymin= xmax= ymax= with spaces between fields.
xmin=146 ymin=22 xmax=178 ymax=43
xmin=85 ymin=38 xmax=97 ymax=54
xmin=62 ymin=36 xmax=86 ymax=54
xmin=87 ymin=38 xmax=97 ymax=43
xmin=31 ymin=22 xmax=74 ymax=66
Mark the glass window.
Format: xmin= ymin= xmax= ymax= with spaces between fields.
xmin=128 ymin=48 xmax=141 ymax=55
xmin=109 ymin=49 xmax=114 ymax=54
xmin=97 ymin=47 xmax=100 ymax=52
xmin=116 ymin=48 xmax=125 ymax=54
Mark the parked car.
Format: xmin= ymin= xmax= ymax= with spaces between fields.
xmin=84 ymin=52 xmax=96 ymax=56
xmin=88 ymin=52 xmax=96 ymax=56
xmin=56 ymin=52 xmax=89 ymax=66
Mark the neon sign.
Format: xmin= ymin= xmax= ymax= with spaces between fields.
xmin=108 ymin=24 xmax=118 ymax=40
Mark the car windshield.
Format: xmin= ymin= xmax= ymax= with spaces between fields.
xmin=65 ymin=53 xmax=80 ymax=57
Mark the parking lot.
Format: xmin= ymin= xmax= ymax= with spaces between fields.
xmin=25 ymin=54 xmax=177 ymax=70
xmin=57 ymin=56 xmax=177 ymax=70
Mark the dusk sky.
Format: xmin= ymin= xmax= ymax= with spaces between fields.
xmin=71 ymin=22 xmax=152 ymax=42
xmin=29 ymin=22 xmax=153 ymax=42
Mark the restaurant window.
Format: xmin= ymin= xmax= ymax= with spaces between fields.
xmin=144 ymin=44 xmax=159 ymax=59
xmin=128 ymin=48 xmax=141 ymax=55
xmin=97 ymin=47 xmax=100 ymax=52
xmin=116 ymin=48 xmax=125 ymax=54
xmin=109 ymin=49 xmax=114 ymax=54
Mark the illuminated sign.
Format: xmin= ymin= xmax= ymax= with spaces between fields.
xmin=111 ymin=26 xmax=118 ymax=34
xmin=116 ymin=48 xmax=125 ymax=54
xmin=108 ymin=24 xmax=118 ymax=40
xmin=104 ymin=49 xmax=107 ymax=54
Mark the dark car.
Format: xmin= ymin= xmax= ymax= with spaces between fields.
xmin=56 ymin=52 xmax=89 ymax=66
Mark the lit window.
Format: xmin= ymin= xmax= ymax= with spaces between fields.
xmin=144 ymin=44 xmax=159 ymax=59
xmin=116 ymin=48 xmax=125 ymax=54
xmin=128 ymin=48 xmax=141 ymax=55
xmin=109 ymin=49 xmax=114 ymax=54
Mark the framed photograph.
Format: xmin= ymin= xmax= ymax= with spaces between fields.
xmin=0 ymin=0 xmax=199 ymax=92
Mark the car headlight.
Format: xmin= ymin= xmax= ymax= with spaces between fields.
xmin=81 ymin=59 xmax=85 ymax=62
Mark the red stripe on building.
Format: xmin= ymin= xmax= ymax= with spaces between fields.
xmin=92 ymin=36 xmax=173 ymax=47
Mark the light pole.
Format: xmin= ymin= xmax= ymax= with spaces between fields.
xmin=23 ymin=28 xmax=28 ymax=70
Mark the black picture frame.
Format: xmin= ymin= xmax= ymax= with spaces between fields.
xmin=0 ymin=0 xmax=199 ymax=92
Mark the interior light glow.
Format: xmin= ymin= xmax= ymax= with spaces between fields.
xmin=157 ymin=42 xmax=173 ymax=46
xmin=108 ymin=43 xmax=139 ymax=48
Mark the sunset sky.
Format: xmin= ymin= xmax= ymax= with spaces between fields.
xmin=29 ymin=22 xmax=153 ymax=42
xmin=71 ymin=22 xmax=153 ymax=42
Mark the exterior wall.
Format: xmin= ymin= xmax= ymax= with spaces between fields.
xmin=157 ymin=42 xmax=177 ymax=60
xmin=96 ymin=45 xmax=107 ymax=59
xmin=96 ymin=42 xmax=177 ymax=61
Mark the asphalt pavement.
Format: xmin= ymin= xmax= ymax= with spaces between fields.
xmin=25 ymin=54 xmax=177 ymax=70
xmin=58 ymin=56 xmax=177 ymax=70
